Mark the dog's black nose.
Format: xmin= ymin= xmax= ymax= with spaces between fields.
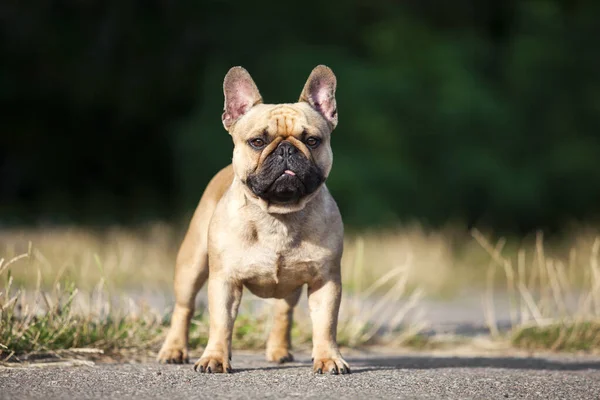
xmin=277 ymin=141 xmax=298 ymax=157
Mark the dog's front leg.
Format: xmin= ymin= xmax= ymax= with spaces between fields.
xmin=157 ymin=247 xmax=208 ymax=364
xmin=308 ymin=273 xmax=350 ymax=374
xmin=194 ymin=275 xmax=242 ymax=373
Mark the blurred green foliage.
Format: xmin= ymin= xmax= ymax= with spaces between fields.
xmin=1 ymin=1 xmax=599 ymax=232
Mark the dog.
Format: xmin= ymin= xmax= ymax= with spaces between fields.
xmin=157 ymin=65 xmax=349 ymax=375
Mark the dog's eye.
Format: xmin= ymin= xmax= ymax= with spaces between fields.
xmin=249 ymin=138 xmax=265 ymax=149
xmin=305 ymin=137 xmax=321 ymax=148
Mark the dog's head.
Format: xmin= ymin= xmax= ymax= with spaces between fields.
xmin=221 ymin=65 xmax=338 ymax=213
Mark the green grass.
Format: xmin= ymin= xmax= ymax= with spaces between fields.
xmin=0 ymin=272 xmax=164 ymax=360
xmin=512 ymin=321 xmax=600 ymax=352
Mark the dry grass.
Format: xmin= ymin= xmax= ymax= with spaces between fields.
xmin=342 ymin=227 xmax=459 ymax=296
xmin=0 ymin=254 xmax=165 ymax=361
xmin=3 ymin=223 xmax=600 ymax=360
xmin=3 ymin=223 xmax=595 ymax=295
xmin=474 ymin=229 xmax=600 ymax=352
xmin=0 ymin=224 xmax=425 ymax=361
xmin=0 ymin=224 xmax=460 ymax=294
xmin=0 ymin=224 xmax=180 ymax=291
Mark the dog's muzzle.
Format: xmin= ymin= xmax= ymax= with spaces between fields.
xmin=246 ymin=141 xmax=324 ymax=204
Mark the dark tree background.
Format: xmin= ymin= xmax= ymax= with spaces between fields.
xmin=1 ymin=1 xmax=599 ymax=233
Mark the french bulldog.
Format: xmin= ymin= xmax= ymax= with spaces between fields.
xmin=157 ymin=65 xmax=349 ymax=374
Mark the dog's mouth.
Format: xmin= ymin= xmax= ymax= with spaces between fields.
xmin=247 ymin=167 xmax=323 ymax=205
xmin=258 ymin=170 xmax=306 ymax=204
xmin=245 ymin=141 xmax=325 ymax=205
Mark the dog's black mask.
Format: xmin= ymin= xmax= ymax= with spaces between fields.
xmin=246 ymin=141 xmax=325 ymax=204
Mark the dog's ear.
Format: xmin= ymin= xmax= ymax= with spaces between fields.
xmin=222 ymin=67 xmax=263 ymax=131
xmin=299 ymin=65 xmax=338 ymax=129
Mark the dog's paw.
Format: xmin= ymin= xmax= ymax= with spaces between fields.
xmin=266 ymin=347 xmax=294 ymax=364
xmin=157 ymin=343 xmax=189 ymax=364
xmin=193 ymin=352 xmax=232 ymax=373
xmin=313 ymin=356 xmax=350 ymax=375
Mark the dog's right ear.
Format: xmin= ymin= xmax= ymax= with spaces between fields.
xmin=222 ymin=67 xmax=263 ymax=131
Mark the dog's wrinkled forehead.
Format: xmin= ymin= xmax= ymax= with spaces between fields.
xmin=267 ymin=105 xmax=302 ymax=136
xmin=231 ymin=102 xmax=329 ymax=142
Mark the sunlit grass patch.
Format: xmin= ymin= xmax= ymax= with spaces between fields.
xmin=0 ymin=255 xmax=278 ymax=361
xmin=2 ymin=223 xmax=598 ymax=298
xmin=0 ymin=225 xmax=180 ymax=291
xmin=0 ymin=240 xmax=424 ymax=361
xmin=512 ymin=321 xmax=600 ymax=352
xmin=1 ymin=223 xmax=480 ymax=296
xmin=342 ymin=226 xmax=462 ymax=297
xmin=7 ymin=222 xmax=600 ymax=359
xmin=0 ymin=255 xmax=165 ymax=361
xmin=475 ymin=229 xmax=600 ymax=353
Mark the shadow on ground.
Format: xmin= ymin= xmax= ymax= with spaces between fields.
xmin=347 ymin=355 xmax=600 ymax=372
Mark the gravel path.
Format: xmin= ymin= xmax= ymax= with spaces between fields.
xmin=2 ymin=352 xmax=599 ymax=399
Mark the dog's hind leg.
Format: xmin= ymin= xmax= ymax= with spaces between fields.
xmin=265 ymin=286 xmax=302 ymax=363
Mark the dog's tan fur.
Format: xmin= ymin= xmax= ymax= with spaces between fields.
xmin=157 ymin=65 xmax=349 ymax=374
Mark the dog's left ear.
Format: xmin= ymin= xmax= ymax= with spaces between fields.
xmin=222 ymin=67 xmax=263 ymax=131
xmin=299 ymin=65 xmax=338 ymax=129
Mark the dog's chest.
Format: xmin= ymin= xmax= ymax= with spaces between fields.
xmin=232 ymin=222 xmax=326 ymax=298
